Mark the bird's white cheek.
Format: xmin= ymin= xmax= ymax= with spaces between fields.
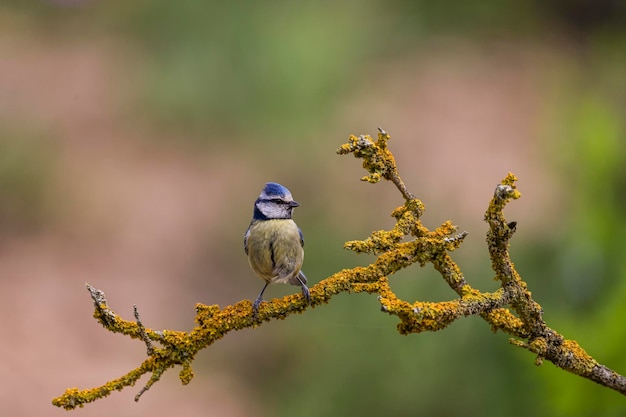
xmin=258 ymin=203 xmax=287 ymax=219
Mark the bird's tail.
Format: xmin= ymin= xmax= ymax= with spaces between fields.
xmin=289 ymin=270 xmax=307 ymax=286
xmin=290 ymin=271 xmax=310 ymax=305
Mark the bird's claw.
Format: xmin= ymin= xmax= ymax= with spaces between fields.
xmin=252 ymin=297 xmax=264 ymax=317
xmin=301 ymin=284 xmax=311 ymax=305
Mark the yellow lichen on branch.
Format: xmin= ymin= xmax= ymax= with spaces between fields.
xmin=52 ymin=129 xmax=626 ymax=410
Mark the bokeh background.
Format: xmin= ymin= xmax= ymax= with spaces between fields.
xmin=1 ymin=1 xmax=625 ymax=416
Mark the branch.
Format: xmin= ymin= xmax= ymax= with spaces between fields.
xmin=52 ymin=129 xmax=626 ymax=410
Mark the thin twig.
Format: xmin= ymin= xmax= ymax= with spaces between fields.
xmin=133 ymin=305 xmax=155 ymax=356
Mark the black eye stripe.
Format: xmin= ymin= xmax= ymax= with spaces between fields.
xmin=260 ymin=198 xmax=288 ymax=204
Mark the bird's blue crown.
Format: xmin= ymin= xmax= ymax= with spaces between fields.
xmin=261 ymin=182 xmax=290 ymax=199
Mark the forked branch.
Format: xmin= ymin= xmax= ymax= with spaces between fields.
xmin=52 ymin=129 xmax=625 ymax=410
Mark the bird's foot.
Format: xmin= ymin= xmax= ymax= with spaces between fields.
xmin=252 ymin=297 xmax=264 ymax=317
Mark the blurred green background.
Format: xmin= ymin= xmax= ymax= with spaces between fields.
xmin=1 ymin=1 xmax=625 ymax=416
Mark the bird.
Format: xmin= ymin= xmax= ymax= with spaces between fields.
xmin=244 ymin=182 xmax=310 ymax=315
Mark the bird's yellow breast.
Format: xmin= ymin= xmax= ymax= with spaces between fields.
xmin=246 ymin=219 xmax=304 ymax=284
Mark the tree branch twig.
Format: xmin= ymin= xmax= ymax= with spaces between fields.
xmin=52 ymin=129 xmax=626 ymax=410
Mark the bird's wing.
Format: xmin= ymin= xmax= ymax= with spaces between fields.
xmin=244 ymin=225 xmax=251 ymax=255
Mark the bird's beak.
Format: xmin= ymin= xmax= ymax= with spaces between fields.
xmin=289 ymin=200 xmax=300 ymax=207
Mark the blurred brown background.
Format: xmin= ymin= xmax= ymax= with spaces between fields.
xmin=1 ymin=1 xmax=625 ymax=416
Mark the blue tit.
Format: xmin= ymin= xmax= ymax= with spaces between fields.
xmin=244 ymin=182 xmax=310 ymax=315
